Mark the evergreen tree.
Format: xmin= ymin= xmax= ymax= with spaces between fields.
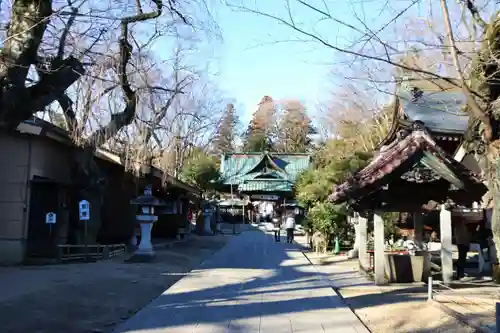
xmin=243 ymin=95 xmax=276 ymax=151
xmin=213 ymin=103 xmax=239 ymax=154
xmin=276 ymin=99 xmax=315 ymax=153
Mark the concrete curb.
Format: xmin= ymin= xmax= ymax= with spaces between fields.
xmin=429 ymin=299 xmax=495 ymax=333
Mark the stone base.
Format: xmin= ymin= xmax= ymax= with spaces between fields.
xmin=348 ymin=249 xmax=358 ymax=259
xmin=125 ymin=252 xmax=156 ymax=263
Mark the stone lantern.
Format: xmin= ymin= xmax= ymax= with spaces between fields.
xmin=130 ymin=185 xmax=165 ymax=259
xmin=202 ymin=201 xmax=214 ymax=235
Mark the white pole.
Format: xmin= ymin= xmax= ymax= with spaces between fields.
xmin=230 ymin=184 xmax=235 ymax=234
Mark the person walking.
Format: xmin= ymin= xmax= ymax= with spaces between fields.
xmin=285 ymin=212 xmax=296 ymax=244
xmin=272 ymin=215 xmax=281 ymax=242
xmin=454 ymin=219 xmax=471 ymax=280
xmin=265 ymin=201 xmax=274 ymax=222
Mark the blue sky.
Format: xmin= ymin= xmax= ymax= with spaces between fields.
xmin=212 ymin=0 xmax=427 ymax=125
xmin=214 ymin=2 xmax=340 ymax=124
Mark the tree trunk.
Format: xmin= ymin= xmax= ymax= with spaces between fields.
xmin=486 ymin=146 xmax=500 ymax=282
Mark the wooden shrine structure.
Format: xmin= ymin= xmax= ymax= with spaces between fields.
xmin=329 ymin=86 xmax=488 ymax=285
xmin=219 ymin=151 xmax=311 ymax=201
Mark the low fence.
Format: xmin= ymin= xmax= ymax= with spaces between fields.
xmin=427 ymin=276 xmax=499 ymax=333
xmin=56 ymin=244 xmax=127 ymax=262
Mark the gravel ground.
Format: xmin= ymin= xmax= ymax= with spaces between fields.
xmin=340 ymin=285 xmax=476 ymax=333
xmin=299 ymin=243 xmax=477 ymax=333
xmin=0 ymin=234 xmax=233 ymax=333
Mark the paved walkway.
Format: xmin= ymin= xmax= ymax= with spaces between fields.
xmin=113 ymin=231 xmax=369 ymax=333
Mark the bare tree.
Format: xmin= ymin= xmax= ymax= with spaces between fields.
xmin=0 ymin=0 xmax=221 ymax=244
xmin=153 ymin=79 xmax=228 ymax=177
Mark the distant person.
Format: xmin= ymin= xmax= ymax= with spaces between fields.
xmin=454 ymin=220 xmax=471 ymax=280
xmin=272 ymin=215 xmax=281 ymax=242
xmin=284 ymin=212 xmax=296 ymax=244
xmin=265 ymin=202 xmax=274 ymax=222
xmin=477 ymin=210 xmax=493 ymax=260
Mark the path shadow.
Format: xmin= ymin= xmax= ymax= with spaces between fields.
xmin=112 ymin=230 xmax=432 ymax=332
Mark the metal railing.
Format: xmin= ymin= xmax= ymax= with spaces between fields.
xmin=427 ymin=276 xmax=499 ymax=333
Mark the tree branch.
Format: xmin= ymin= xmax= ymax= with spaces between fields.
xmin=84 ymin=0 xmax=165 ymax=149
xmin=440 ymin=0 xmax=492 ymax=141
xmin=228 ymin=2 xmax=464 ymax=90
xmin=0 ymin=0 xmax=53 ymax=127
xmin=55 ymin=0 xmax=81 ymax=133
xmin=462 ymin=0 xmax=486 ymax=30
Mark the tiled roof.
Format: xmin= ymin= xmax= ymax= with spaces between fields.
xmin=220 ymin=152 xmax=310 ymax=185
xmin=329 ymin=129 xmax=483 ymax=203
xmin=399 ymin=89 xmax=469 ymax=134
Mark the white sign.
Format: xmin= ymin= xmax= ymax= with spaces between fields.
xmin=251 ymin=194 xmax=279 ymax=201
xmin=79 ymin=200 xmax=90 ymax=221
xmin=45 ymin=212 xmax=56 ymax=224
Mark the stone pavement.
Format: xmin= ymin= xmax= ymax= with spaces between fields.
xmin=113 ymin=231 xmax=369 ymax=333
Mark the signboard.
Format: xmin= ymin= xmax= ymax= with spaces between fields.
xmin=251 ymin=194 xmax=279 ymax=201
xmin=45 ymin=212 xmax=56 ymax=224
xmin=79 ymin=200 xmax=90 ymax=221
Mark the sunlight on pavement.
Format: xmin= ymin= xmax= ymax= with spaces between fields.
xmin=113 ymin=232 xmax=369 ymax=333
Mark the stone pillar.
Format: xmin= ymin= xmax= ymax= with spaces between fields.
xmin=374 ymin=213 xmax=386 ymax=285
xmin=348 ymin=213 xmax=360 ymax=258
xmin=440 ymin=205 xmax=453 ymax=284
xmin=358 ymin=215 xmax=368 ymax=272
xmin=204 ymin=214 xmax=213 ymax=234
xmin=136 ymin=223 xmax=154 ymax=256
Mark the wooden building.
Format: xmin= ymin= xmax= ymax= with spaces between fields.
xmin=219 ymin=151 xmax=310 ymax=201
xmin=329 ymin=85 xmax=488 ymax=284
xmin=0 ymin=118 xmax=200 ymax=264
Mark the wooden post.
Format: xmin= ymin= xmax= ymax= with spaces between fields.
xmin=413 ymin=212 xmax=424 ymax=248
xmin=84 ymin=219 xmax=88 ymax=261
xmin=374 ymin=212 xmax=386 ymax=285
xmin=242 ymin=203 xmax=245 ymax=225
xmin=414 ymin=212 xmax=430 ymax=281
xmin=440 ymin=205 xmax=453 ymax=284
xmin=358 ymin=214 xmax=368 ymax=272
xmin=428 ymin=276 xmax=433 ymax=300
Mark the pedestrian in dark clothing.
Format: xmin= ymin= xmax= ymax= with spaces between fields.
xmin=273 ymin=216 xmax=281 ymax=242
xmin=454 ymin=220 xmax=471 ymax=280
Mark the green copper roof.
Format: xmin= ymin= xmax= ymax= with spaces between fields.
xmin=220 ymin=152 xmax=310 ymax=186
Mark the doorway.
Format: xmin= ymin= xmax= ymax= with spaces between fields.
xmin=26 ymin=179 xmax=59 ymax=258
